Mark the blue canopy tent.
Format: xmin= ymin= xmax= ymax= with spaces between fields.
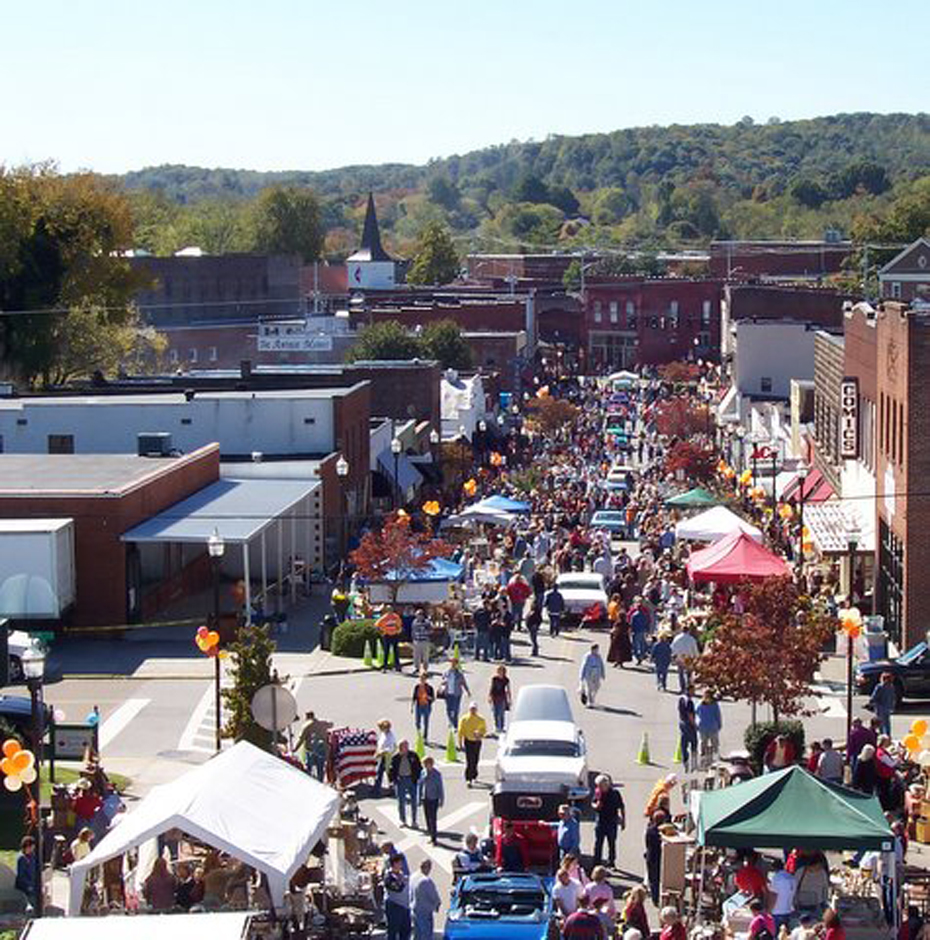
xmin=366 ymin=557 xmax=465 ymax=604
xmin=476 ymin=495 xmax=531 ymax=514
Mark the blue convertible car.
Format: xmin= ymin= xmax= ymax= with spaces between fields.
xmin=443 ymin=872 xmax=555 ymax=940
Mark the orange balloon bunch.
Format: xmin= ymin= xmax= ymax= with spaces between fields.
xmin=195 ymin=625 xmax=221 ymax=657
xmin=0 ymin=739 xmax=37 ymax=791
xmin=463 ymin=478 xmax=477 ymax=496
xmin=839 ymin=607 xmax=863 ymax=639
xmin=489 ymin=452 xmax=504 ymax=467
xmin=422 ymin=501 xmax=441 ymax=516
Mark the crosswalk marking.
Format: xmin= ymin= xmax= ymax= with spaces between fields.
xmin=99 ymin=698 xmax=150 ymax=750
xmin=374 ymin=801 xmax=486 ymax=873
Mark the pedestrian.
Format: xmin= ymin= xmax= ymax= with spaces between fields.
xmin=846 ymin=716 xmax=875 ymax=772
xmin=747 ymin=897 xmax=776 ymax=939
xmin=868 ymin=672 xmax=896 ymax=736
xmin=592 ymin=774 xmax=625 ymax=868
xmin=488 ymin=665 xmax=512 ymax=734
xmin=411 ymin=673 xmax=435 ymax=744
xmin=383 ymin=854 xmax=411 ymax=940
xmin=525 ymin=597 xmax=542 ymax=656
xmin=586 ymin=865 xmax=617 ymax=918
xmin=417 ymin=756 xmax=444 ymax=846
xmin=440 ymin=658 xmax=470 ymax=730
xmin=410 ymin=608 xmax=432 ymax=675
xmin=768 ymin=857 xmax=796 ymax=935
xmin=763 ymin=734 xmax=797 ymax=772
xmin=627 ymin=598 xmax=650 ymax=663
xmin=561 ymin=893 xmax=605 ymax=940
xmin=651 ymin=632 xmax=672 ymax=691
xmin=552 ymin=867 xmax=584 ymax=918
xmin=817 ymin=738 xmax=844 ymax=785
xmin=506 ymin=571 xmax=532 ymax=630
xmin=296 ymin=710 xmax=329 ymax=781
xmin=489 ymin=604 xmax=505 ymax=661
xmin=15 ymin=836 xmax=36 ymax=910
xmin=622 ymin=885 xmax=650 ymax=938
xmin=458 ymin=702 xmax=487 ymax=788
xmin=557 ymin=803 xmax=581 ymax=859
xmin=578 ymin=643 xmax=606 ymax=708
xmin=410 ymin=859 xmax=441 ymax=940
xmin=658 ymin=906 xmax=686 ymax=940
xmin=677 ymin=685 xmax=698 ymax=772
xmin=496 ymin=820 xmax=528 ymax=872
xmin=670 ymin=625 xmax=699 ymax=693
xmin=376 ymin=606 xmax=404 ymax=673
xmin=607 ymin=604 xmax=632 ymax=669
xmin=696 ymin=690 xmax=722 ymax=766
xmin=852 ymin=743 xmax=877 ymax=794
xmin=473 ymin=601 xmax=491 ymax=662
xmin=644 ymin=810 xmax=666 ymax=906
xmin=374 ymin=718 xmax=397 ymax=798
xmin=389 ymin=740 xmax=422 ymax=829
xmin=821 ymin=907 xmax=846 ymax=940
xmin=544 ymin=582 xmax=566 ymax=637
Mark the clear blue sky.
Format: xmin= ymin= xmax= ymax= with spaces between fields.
xmin=6 ymin=0 xmax=927 ymax=175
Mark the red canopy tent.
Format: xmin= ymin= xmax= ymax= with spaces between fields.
xmin=687 ymin=530 xmax=790 ymax=584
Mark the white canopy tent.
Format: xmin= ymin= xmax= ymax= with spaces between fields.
xmin=441 ymin=505 xmax=517 ymax=527
xmin=26 ymin=912 xmax=252 ymax=940
xmin=674 ymin=505 xmax=762 ymax=543
xmin=68 ymin=742 xmax=340 ymax=915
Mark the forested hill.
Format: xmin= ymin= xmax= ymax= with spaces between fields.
xmin=121 ymin=113 xmax=929 ymax=204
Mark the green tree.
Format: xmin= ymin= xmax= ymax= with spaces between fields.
xmin=512 ymin=173 xmax=550 ymax=205
xmin=0 ymin=166 xmax=146 ymax=386
xmin=347 ymin=320 xmax=423 ymax=362
xmin=406 ymin=221 xmax=460 ymax=285
xmin=421 ymin=319 xmax=472 ymax=370
xmin=592 ymin=187 xmax=634 ymax=224
xmin=789 ymin=178 xmax=829 ymax=209
xmin=252 ymin=185 xmax=323 ymax=261
xmin=222 ymin=624 xmax=275 ymax=749
xmin=427 ymin=175 xmax=460 ymax=211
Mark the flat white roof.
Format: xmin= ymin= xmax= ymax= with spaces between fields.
xmin=0 ymin=388 xmax=353 ymax=409
xmin=23 ymin=912 xmax=252 ymax=940
xmin=0 ymin=518 xmax=71 ymax=532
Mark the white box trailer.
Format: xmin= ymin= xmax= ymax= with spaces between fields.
xmin=0 ymin=518 xmax=76 ymax=619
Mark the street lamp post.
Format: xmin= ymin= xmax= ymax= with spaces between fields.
xmin=22 ymin=644 xmax=46 ymax=917
xmin=796 ymin=466 xmax=808 ymax=579
xmin=207 ymin=528 xmax=225 ymax=753
xmin=391 ymin=437 xmax=402 ymax=510
xmin=336 ymin=455 xmax=349 ymax=555
xmin=846 ymin=521 xmax=861 ymax=750
xmin=429 ymin=429 xmax=440 ymax=497
xmin=736 ymin=426 xmax=746 ymax=475
xmin=478 ymin=419 xmax=487 ymax=466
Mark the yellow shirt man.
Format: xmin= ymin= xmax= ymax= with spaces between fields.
xmin=457 ymin=710 xmax=487 ymax=746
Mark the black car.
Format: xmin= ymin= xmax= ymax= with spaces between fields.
xmin=0 ymin=694 xmax=51 ymax=740
xmin=855 ymin=641 xmax=930 ymax=705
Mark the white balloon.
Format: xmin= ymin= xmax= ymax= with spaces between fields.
xmin=3 ymin=776 xmax=21 ymax=792
xmin=19 ymin=766 xmax=36 ymax=785
xmin=920 ymin=734 xmax=930 ymax=751
xmin=54 ymin=708 xmax=66 ymax=723
xmin=919 ymin=750 xmax=930 ymax=768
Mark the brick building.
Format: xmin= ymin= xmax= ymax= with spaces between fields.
xmin=583 ymin=279 xmax=723 ymax=370
xmin=0 ymin=446 xmax=220 ymax=628
xmin=709 ymin=239 xmax=852 ymax=280
xmin=878 ymin=237 xmax=930 ymax=303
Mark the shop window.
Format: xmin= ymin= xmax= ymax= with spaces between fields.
xmin=48 ymin=434 xmax=74 ymax=454
xmin=760 ymin=377 xmax=773 ymax=393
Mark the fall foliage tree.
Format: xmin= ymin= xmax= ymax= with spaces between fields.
xmin=691 ymin=577 xmax=837 ymax=723
xmin=664 ymin=440 xmax=717 ymax=483
xmin=350 ymin=514 xmax=452 ymax=605
xmin=655 ymin=398 xmax=710 ymax=438
xmin=658 ymin=361 xmax=701 ymax=385
xmin=524 ymin=396 xmax=579 ymax=435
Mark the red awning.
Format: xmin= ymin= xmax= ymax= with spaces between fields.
xmin=807 ymin=477 xmax=835 ymax=503
xmin=785 ymin=468 xmax=824 ymax=504
xmin=687 ymin=530 xmax=791 ymax=585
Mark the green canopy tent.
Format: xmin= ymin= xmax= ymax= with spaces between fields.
xmin=664 ymin=487 xmax=722 ymax=509
xmin=694 ymin=766 xmax=896 ymax=926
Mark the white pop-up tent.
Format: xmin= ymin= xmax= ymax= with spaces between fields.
xmin=674 ymin=505 xmax=762 ymax=543
xmin=68 ymin=741 xmax=340 ymax=915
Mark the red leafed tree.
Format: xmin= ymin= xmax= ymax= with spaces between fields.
xmin=664 ymin=440 xmax=717 ymax=483
xmin=349 ymin=514 xmax=452 ymax=605
xmin=691 ymin=577 xmax=837 ymax=723
xmin=658 ymin=361 xmax=701 ymax=385
xmin=525 ymin=396 xmax=579 ymax=434
xmin=655 ymin=398 xmax=710 ymax=438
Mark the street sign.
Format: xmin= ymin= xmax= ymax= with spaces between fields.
xmin=250 ymin=683 xmax=298 ymax=732
xmin=50 ymin=722 xmax=98 ymax=761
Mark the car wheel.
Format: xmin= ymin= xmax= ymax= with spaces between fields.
xmin=8 ymin=656 xmax=22 ymax=683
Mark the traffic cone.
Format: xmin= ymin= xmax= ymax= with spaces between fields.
xmin=453 ymin=643 xmax=461 ymax=661
xmin=363 ymin=639 xmax=373 ymax=668
xmin=673 ymin=738 xmax=683 ymax=764
xmin=415 ymin=731 xmax=425 ymax=758
xmin=373 ymin=643 xmax=384 ymax=669
xmin=445 ymin=729 xmax=458 ymax=763
xmin=387 ymin=645 xmax=396 ymax=669
xmin=636 ymin=732 xmax=651 ymax=766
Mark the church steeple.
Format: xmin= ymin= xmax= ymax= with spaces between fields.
xmin=349 ymin=192 xmax=392 ymax=262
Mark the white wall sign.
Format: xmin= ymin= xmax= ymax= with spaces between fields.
xmin=257 ymin=323 xmax=334 ymax=351
xmin=884 ymin=465 xmax=896 ymax=520
xmin=839 ymin=376 xmax=859 ymax=459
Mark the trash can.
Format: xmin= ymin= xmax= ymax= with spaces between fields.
xmin=865 ymin=632 xmax=887 ymax=662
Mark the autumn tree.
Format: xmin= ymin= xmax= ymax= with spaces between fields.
xmin=655 ymin=398 xmax=710 ymax=438
xmin=350 ymin=514 xmax=452 ymax=606
xmin=524 ymin=396 xmax=579 ymax=435
xmin=664 ymin=440 xmax=717 ymax=483
xmin=406 ymin=222 xmax=460 ymax=285
xmin=658 ymin=361 xmax=701 ymax=385
xmin=691 ymin=577 xmax=837 ymax=724
xmin=252 ymin=185 xmax=323 ymax=262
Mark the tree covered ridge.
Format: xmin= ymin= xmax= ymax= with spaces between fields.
xmin=117 ymin=113 xmax=929 ymax=203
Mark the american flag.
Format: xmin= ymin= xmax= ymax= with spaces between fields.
xmin=331 ymin=727 xmax=377 ymax=787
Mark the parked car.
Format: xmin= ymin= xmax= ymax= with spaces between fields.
xmin=7 ymin=630 xmax=35 ymax=683
xmin=495 ymin=685 xmax=588 ymax=800
xmin=0 ymin=694 xmax=51 ymax=739
xmin=444 ymin=871 xmax=554 ymax=940
xmin=856 ymin=641 xmax=930 ymax=705
xmin=554 ymin=572 xmax=608 ymax=621
xmin=590 ymin=510 xmax=627 ymax=536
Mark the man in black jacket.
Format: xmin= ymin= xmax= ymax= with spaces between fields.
xmin=388 ymin=740 xmax=423 ymax=829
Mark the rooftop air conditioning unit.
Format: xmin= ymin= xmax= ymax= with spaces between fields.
xmin=137 ymin=433 xmax=173 ymax=457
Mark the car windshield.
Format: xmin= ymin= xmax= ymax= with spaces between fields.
xmin=558 ymin=578 xmax=602 ymax=591
xmin=460 ymin=888 xmax=546 ymax=918
xmin=593 ymin=512 xmax=623 ymax=521
xmin=511 ymin=686 xmax=573 ymax=723
xmin=899 ymin=642 xmax=928 ymax=665
xmin=508 ymin=739 xmax=580 ymax=757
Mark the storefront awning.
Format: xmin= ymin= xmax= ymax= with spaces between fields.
xmin=121 ymin=478 xmax=318 ymax=545
xmin=784 ymin=468 xmax=834 ymax=504
xmin=803 ymin=503 xmax=874 ymax=555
